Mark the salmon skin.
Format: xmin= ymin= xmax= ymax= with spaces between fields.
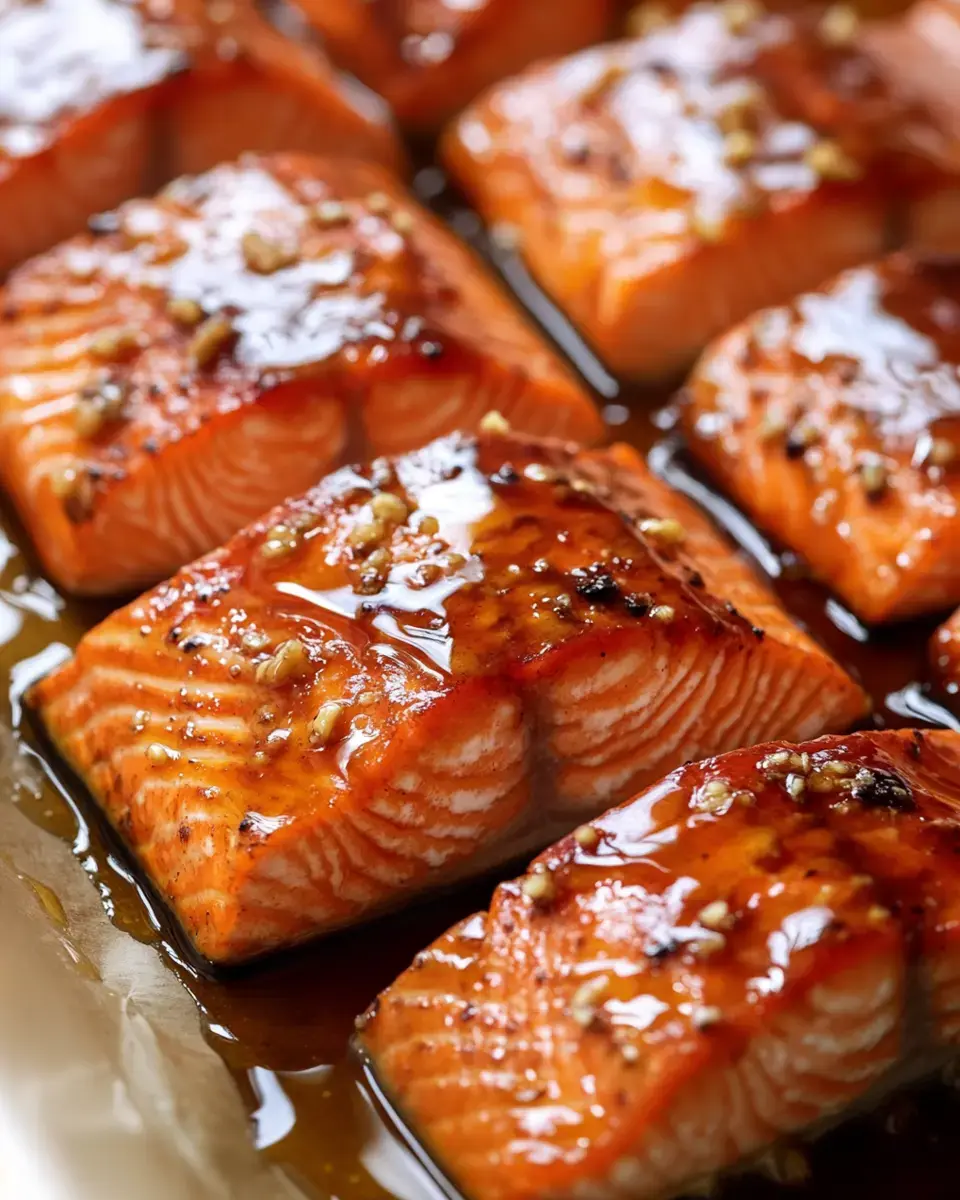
xmin=0 ymin=152 xmax=599 ymax=595
xmin=0 ymin=0 xmax=402 ymax=276
xmin=28 ymin=426 xmax=865 ymax=964
xmin=289 ymin=0 xmax=617 ymax=133
xmin=443 ymin=3 xmax=960 ymax=382
xmin=359 ymin=727 xmax=960 ymax=1200
xmin=682 ymin=253 xmax=960 ymax=626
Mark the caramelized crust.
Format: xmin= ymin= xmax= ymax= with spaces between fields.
xmin=0 ymin=0 xmax=402 ymax=273
xmin=29 ymin=429 xmax=864 ymax=962
xmin=361 ymin=728 xmax=960 ymax=1200
xmin=443 ymin=3 xmax=960 ymax=380
xmin=0 ymin=153 xmax=598 ymax=594
xmin=290 ymin=0 xmax=616 ymax=133
xmin=683 ymin=253 xmax=960 ymax=625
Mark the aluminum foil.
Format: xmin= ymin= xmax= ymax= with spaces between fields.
xmin=0 ymin=725 xmax=306 ymax=1200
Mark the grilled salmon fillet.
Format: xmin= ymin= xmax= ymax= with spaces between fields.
xmin=443 ymin=3 xmax=960 ymax=381
xmin=0 ymin=153 xmax=599 ymax=595
xmin=289 ymin=0 xmax=616 ymax=134
xmin=28 ymin=427 xmax=865 ymax=963
xmin=682 ymin=253 xmax=960 ymax=626
xmin=0 ymin=0 xmax=401 ymax=276
xmin=359 ymin=727 xmax=960 ymax=1200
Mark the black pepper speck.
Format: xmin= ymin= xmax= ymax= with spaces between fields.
xmin=576 ymin=572 xmax=619 ymax=603
xmin=624 ymin=591 xmax=653 ymax=617
xmin=491 ymin=463 xmax=520 ymax=486
xmin=852 ymin=768 xmax=916 ymax=813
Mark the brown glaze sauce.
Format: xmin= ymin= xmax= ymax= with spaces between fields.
xmin=6 ymin=165 xmax=960 ymax=1200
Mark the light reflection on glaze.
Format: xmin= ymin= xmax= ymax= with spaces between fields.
xmin=683 ymin=253 xmax=960 ymax=626
xmin=105 ymin=163 xmax=426 ymax=375
xmin=451 ymin=4 xmax=947 ymax=237
xmin=794 ymin=270 xmax=941 ymax=376
xmin=609 ymin=12 xmax=817 ymax=220
xmin=784 ymin=265 xmax=960 ymax=443
xmin=0 ymin=0 xmax=180 ymax=161
xmin=605 ymin=992 xmax=670 ymax=1032
xmin=749 ymin=904 xmax=836 ymax=997
xmin=703 ymin=257 xmax=960 ymax=446
xmin=273 ymin=438 xmax=495 ymax=672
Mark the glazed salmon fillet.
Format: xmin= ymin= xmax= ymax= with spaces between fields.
xmin=0 ymin=0 xmax=401 ymax=276
xmin=443 ymin=3 xmax=960 ymax=381
xmin=290 ymin=0 xmax=616 ymax=133
xmin=0 ymin=153 xmax=599 ymax=595
xmin=861 ymin=2 xmax=960 ymax=254
xmin=28 ymin=427 xmax=865 ymax=963
xmin=360 ymin=727 xmax=960 ymax=1200
xmin=682 ymin=253 xmax=960 ymax=626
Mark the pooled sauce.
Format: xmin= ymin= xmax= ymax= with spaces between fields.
xmin=5 ymin=164 xmax=960 ymax=1200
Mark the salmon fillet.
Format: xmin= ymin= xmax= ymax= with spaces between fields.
xmin=359 ymin=727 xmax=960 ymax=1200
xmin=443 ymin=3 xmax=960 ymax=381
xmin=0 ymin=152 xmax=599 ymax=595
xmin=682 ymin=253 xmax=960 ymax=626
xmin=288 ymin=0 xmax=616 ymax=133
xmin=28 ymin=427 xmax=865 ymax=963
xmin=0 ymin=0 xmax=402 ymax=276
xmin=861 ymin=3 xmax=960 ymax=254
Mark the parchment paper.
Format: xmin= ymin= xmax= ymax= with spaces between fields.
xmin=0 ymin=725 xmax=307 ymax=1200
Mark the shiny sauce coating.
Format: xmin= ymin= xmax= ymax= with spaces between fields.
xmin=683 ymin=254 xmax=960 ymax=625
xmin=5 ymin=132 xmax=960 ymax=1200
xmin=2 ymin=154 xmax=505 ymax=466
xmin=0 ymin=0 xmax=183 ymax=163
xmin=0 ymin=151 xmax=593 ymax=594
xmin=360 ymin=728 xmax=960 ymax=1200
xmin=449 ymin=4 xmax=956 ymax=250
xmin=30 ymin=421 xmax=863 ymax=962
